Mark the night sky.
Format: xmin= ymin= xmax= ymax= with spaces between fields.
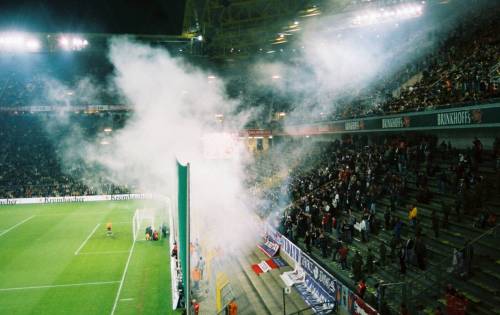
xmin=0 ymin=0 xmax=186 ymax=35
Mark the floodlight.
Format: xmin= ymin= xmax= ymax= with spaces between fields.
xmin=59 ymin=37 xmax=70 ymax=49
xmin=25 ymin=39 xmax=40 ymax=51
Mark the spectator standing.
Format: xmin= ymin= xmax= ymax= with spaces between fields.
xmin=357 ymin=279 xmax=367 ymax=299
xmin=399 ymin=246 xmax=407 ymax=275
xmin=352 ymin=251 xmax=363 ymax=281
xmin=339 ymin=243 xmax=349 ymax=270
xmin=463 ymin=240 xmax=474 ymax=278
xmin=304 ymin=230 xmax=312 ymax=253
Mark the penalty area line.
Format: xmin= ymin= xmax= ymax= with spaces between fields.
xmin=110 ymin=240 xmax=136 ymax=315
xmin=0 ymin=215 xmax=35 ymax=238
xmin=0 ymin=281 xmax=120 ymax=292
xmin=74 ymin=223 xmax=101 ymax=255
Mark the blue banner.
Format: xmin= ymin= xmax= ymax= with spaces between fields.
xmin=280 ymin=234 xmax=302 ymax=264
xmin=300 ymin=253 xmax=337 ymax=296
xmin=295 ymin=274 xmax=335 ymax=314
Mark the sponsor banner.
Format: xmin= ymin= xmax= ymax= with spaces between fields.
xmin=277 ymin=103 xmax=500 ymax=136
xmin=280 ymin=234 xmax=302 ymax=264
xmin=382 ymin=116 xmax=411 ymax=129
xmin=0 ymin=194 xmax=152 ymax=206
xmin=345 ymin=120 xmax=365 ymax=131
xmin=300 ymin=253 xmax=337 ymax=296
xmin=295 ymin=274 xmax=336 ymax=314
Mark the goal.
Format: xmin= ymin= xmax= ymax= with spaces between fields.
xmin=132 ymin=208 xmax=166 ymax=241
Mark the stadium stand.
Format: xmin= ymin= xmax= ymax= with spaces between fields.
xmin=0 ymin=112 xmax=130 ymax=198
xmin=308 ymin=5 xmax=500 ymax=122
xmin=274 ymin=134 xmax=500 ymax=314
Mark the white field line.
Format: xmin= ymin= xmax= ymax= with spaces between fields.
xmin=74 ymin=223 xmax=100 ymax=255
xmin=0 ymin=280 xmax=120 ymax=292
xmin=79 ymin=250 xmax=130 ymax=255
xmin=37 ymin=213 xmax=132 ymax=218
xmin=119 ymin=298 xmax=134 ymax=302
xmin=0 ymin=215 xmax=35 ymax=238
xmin=110 ymin=240 xmax=136 ymax=315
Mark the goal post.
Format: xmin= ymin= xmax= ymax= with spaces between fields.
xmin=132 ymin=208 xmax=162 ymax=241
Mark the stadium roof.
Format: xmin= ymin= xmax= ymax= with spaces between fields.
xmin=0 ymin=0 xmax=186 ymax=35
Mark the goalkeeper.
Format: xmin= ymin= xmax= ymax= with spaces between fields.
xmin=106 ymin=222 xmax=113 ymax=236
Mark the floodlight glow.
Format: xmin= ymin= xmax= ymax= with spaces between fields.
xmin=103 ymin=127 xmax=113 ymax=133
xmin=59 ymin=35 xmax=88 ymax=50
xmin=271 ymin=75 xmax=281 ymax=80
xmin=0 ymin=33 xmax=42 ymax=52
xmin=197 ymin=35 xmax=203 ymax=41
xmin=59 ymin=37 xmax=69 ymax=48
xmin=25 ymin=39 xmax=40 ymax=51
xmin=207 ymin=75 xmax=217 ymax=80
xmin=352 ymin=2 xmax=424 ymax=26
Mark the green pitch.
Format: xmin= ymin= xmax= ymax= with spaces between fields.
xmin=0 ymin=200 xmax=178 ymax=315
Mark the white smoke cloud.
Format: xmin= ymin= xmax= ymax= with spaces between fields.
xmin=249 ymin=4 xmax=463 ymax=123
xmin=45 ymin=37 xmax=262 ymax=257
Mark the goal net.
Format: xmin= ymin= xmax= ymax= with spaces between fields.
xmin=132 ymin=208 xmax=166 ymax=241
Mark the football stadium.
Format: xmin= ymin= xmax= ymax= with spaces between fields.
xmin=0 ymin=1 xmax=499 ymax=315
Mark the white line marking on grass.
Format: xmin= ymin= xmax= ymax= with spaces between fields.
xmin=119 ymin=298 xmax=134 ymax=302
xmin=0 ymin=281 xmax=120 ymax=292
xmin=74 ymin=223 xmax=100 ymax=255
xmin=110 ymin=240 xmax=136 ymax=315
xmin=79 ymin=250 xmax=130 ymax=255
xmin=0 ymin=215 xmax=35 ymax=238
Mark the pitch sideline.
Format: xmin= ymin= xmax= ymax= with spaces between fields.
xmin=0 ymin=280 xmax=120 ymax=292
xmin=0 ymin=215 xmax=35 ymax=238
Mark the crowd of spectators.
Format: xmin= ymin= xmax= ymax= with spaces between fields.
xmin=0 ymin=53 xmax=114 ymax=107
xmin=0 ymin=112 xmax=130 ymax=198
xmin=270 ymin=133 xmax=499 ymax=313
xmin=382 ymin=9 xmax=500 ymax=114
xmin=293 ymin=4 xmax=500 ymax=123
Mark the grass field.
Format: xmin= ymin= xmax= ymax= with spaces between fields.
xmin=0 ymin=200 xmax=176 ymax=315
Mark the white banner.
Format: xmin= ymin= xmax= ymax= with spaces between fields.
xmin=0 ymin=194 xmax=153 ymax=206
